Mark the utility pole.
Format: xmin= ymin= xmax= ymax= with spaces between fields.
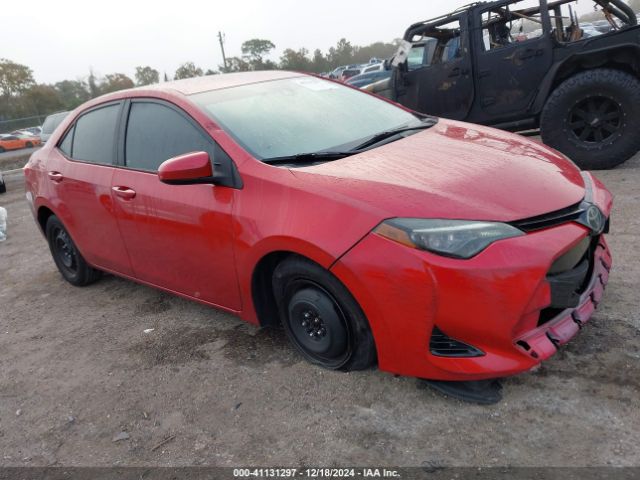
xmin=218 ymin=31 xmax=228 ymax=73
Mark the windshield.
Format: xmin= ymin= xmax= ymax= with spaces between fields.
xmin=190 ymin=76 xmax=422 ymax=160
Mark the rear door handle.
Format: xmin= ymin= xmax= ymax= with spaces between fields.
xmin=47 ymin=171 xmax=63 ymax=183
xmin=112 ymin=186 xmax=136 ymax=200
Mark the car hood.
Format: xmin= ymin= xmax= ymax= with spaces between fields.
xmin=290 ymin=120 xmax=586 ymax=222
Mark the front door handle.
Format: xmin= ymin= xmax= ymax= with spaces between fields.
xmin=112 ymin=186 xmax=136 ymax=200
xmin=48 ymin=171 xmax=63 ymax=183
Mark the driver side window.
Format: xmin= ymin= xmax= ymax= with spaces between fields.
xmin=125 ymin=102 xmax=216 ymax=172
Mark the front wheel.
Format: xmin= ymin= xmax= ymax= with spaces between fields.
xmin=25 ymin=141 xmax=33 ymax=148
xmin=540 ymin=68 xmax=640 ymax=170
xmin=45 ymin=215 xmax=101 ymax=286
xmin=272 ymin=256 xmax=376 ymax=371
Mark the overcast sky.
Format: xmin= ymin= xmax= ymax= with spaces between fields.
xmin=5 ymin=0 xmax=597 ymax=84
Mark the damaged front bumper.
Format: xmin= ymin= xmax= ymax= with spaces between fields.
xmin=515 ymin=236 xmax=612 ymax=360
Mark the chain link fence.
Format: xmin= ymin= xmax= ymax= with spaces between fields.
xmin=0 ymin=115 xmax=46 ymax=134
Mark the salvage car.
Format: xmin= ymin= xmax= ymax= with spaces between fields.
xmin=372 ymin=0 xmax=640 ymax=170
xmin=24 ymin=71 xmax=612 ymax=403
xmin=0 ymin=134 xmax=41 ymax=152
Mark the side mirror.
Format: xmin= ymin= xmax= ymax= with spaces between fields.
xmin=158 ymin=151 xmax=215 ymax=185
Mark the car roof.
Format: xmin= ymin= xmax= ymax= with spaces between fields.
xmin=143 ymin=70 xmax=304 ymax=96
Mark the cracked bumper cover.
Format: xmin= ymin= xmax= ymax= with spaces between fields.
xmin=515 ymin=238 xmax=611 ymax=361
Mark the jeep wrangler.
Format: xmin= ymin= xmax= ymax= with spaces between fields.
xmin=377 ymin=0 xmax=640 ymax=169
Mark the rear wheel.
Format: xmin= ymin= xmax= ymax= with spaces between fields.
xmin=0 ymin=146 xmax=5 ymax=153
xmin=45 ymin=216 xmax=101 ymax=286
xmin=272 ymin=256 xmax=376 ymax=371
xmin=540 ymin=68 xmax=640 ymax=170
xmin=25 ymin=141 xmax=33 ymax=148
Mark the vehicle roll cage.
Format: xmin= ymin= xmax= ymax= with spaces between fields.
xmin=405 ymin=0 xmax=637 ymax=40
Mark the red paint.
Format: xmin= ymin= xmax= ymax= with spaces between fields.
xmin=24 ymin=71 xmax=613 ymax=381
xmin=158 ymin=151 xmax=213 ymax=183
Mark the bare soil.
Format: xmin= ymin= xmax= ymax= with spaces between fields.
xmin=0 ymin=152 xmax=639 ymax=467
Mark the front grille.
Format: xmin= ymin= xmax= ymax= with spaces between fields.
xmin=510 ymin=202 xmax=583 ymax=232
xmin=429 ymin=326 xmax=484 ymax=357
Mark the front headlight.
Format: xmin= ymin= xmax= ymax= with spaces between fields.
xmin=373 ymin=218 xmax=525 ymax=259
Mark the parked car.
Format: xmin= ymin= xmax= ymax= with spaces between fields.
xmin=339 ymin=68 xmax=362 ymax=81
xmin=24 ymin=71 xmax=612 ymax=403
xmin=346 ymin=70 xmax=392 ymax=88
xmin=360 ymin=63 xmax=386 ymax=73
xmin=10 ymin=129 xmax=40 ymax=138
xmin=0 ymin=134 xmax=41 ymax=152
xmin=375 ymin=0 xmax=640 ymax=169
xmin=40 ymin=111 xmax=70 ymax=143
xmin=24 ymin=126 xmax=43 ymax=136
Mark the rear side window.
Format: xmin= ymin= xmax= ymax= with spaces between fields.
xmin=58 ymin=126 xmax=74 ymax=156
xmin=125 ymin=102 xmax=214 ymax=172
xmin=72 ymin=104 xmax=120 ymax=165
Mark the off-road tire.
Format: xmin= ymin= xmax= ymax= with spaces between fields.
xmin=272 ymin=256 xmax=377 ymax=371
xmin=45 ymin=215 xmax=102 ymax=286
xmin=541 ymin=68 xmax=640 ymax=170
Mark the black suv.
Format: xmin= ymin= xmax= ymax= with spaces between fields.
xmin=375 ymin=0 xmax=640 ymax=169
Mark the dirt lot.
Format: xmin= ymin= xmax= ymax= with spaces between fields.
xmin=0 ymin=151 xmax=639 ymax=468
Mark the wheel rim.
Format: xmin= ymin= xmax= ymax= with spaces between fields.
xmin=285 ymin=282 xmax=351 ymax=368
xmin=567 ymin=95 xmax=624 ymax=145
xmin=53 ymin=227 xmax=78 ymax=273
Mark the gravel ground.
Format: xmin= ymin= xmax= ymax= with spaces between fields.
xmin=0 ymin=147 xmax=40 ymax=172
xmin=0 ymin=151 xmax=639 ymax=468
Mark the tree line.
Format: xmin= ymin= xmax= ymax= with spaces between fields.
xmin=0 ymin=37 xmax=400 ymax=122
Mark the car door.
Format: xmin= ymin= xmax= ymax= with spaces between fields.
xmin=111 ymin=99 xmax=241 ymax=310
xmin=395 ymin=13 xmax=475 ymax=120
xmin=49 ymin=102 xmax=134 ymax=275
xmin=5 ymin=136 xmax=21 ymax=150
xmin=472 ymin=4 xmax=553 ymax=122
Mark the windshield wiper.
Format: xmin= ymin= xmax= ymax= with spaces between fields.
xmin=262 ymin=151 xmax=356 ymax=165
xmin=351 ymin=119 xmax=438 ymax=151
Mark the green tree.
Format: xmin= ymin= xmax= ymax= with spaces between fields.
xmin=327 ymin=38 xmax=356 ymax=69
xmin=23 ymin=84 xmax=64 ymax=117
xmin=241 ymin=39 xmax=276 ymax=70
xmin=279 ymin=48 xmax=311 ymax=71
xmin=0 ymin=59 xmax=35 ymax=117
xmin=224 ymin=57 xmax=250 ymax=72
xmin=87 ymin=68 xmax=100 ymax=98
xmin=134 ymin=66 xmax=160 ymax=86
xmin=100 ymin=73 xmax=135 ymax=94
xmin=174 ymin=62 xmax=203 ymax=79
xmin=311 ymin=49 xmax=330 ymax=73
xmin=54 ymin=80 xmax=90 ymax=109
xmin=0 ymin=59 xmax=35 ymax=98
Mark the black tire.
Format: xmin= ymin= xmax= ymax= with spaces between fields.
xmin=540 ymin=68 xmax=640 ymax=170
xmin=25 ymin=141 xmax=33 ymax=148
xmin=272 ymin=256 xmax=376 ymax=371
xmin=45 ymin=216 xmax=101 ymax=286
xmin=0 ymin=177 xmax=5 ymax=194
xmin=0 ymin=146 xmax=5 ymax=153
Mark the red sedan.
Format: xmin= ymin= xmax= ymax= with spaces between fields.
xmin=24 ymin=71 xmax=612 ymax=402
